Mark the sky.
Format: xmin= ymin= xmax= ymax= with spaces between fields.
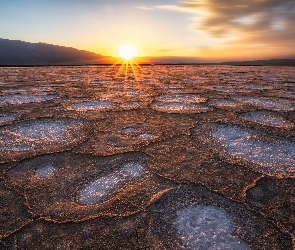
xmin=0 ymin=0 xmax=295 ymax=62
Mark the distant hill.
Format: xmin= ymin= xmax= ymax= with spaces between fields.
xmin=221 ymin=58 xmax=295 ymax=66
xmin=0 ymin=38 xmax=115 ymax=65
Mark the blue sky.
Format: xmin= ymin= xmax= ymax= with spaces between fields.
xmin=1 ymin=0 xmax=294 ymax=61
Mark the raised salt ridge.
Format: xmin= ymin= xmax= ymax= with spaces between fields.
xmin=0 ymin=94 xmax=57 ymax=106
xmin=78 ymin=162 xmax=146 ymax=205
xmin=70 ymin=100 xmax=114 ymax=111
xmin=234 ymin=96 xmax=295 ymax=111
xmin=176 ymin=205 xmax=249 ymax=250
xmin=239 ymin=111 xmax=295 ymax=129
xmin=212 ymin=124 xmax=295 ymax=177
xmin=0 ymin=113 xmax=19 ymax=126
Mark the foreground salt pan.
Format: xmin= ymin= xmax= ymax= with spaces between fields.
xmin=5 ymin=152 xmax=174 ymax=222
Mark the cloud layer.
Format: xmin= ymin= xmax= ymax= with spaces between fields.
xmin=150 ymin=0 xmax=295 ymax=57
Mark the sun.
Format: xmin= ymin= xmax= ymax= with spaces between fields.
xmin=118 ymin=45 xmax=138 ymax=60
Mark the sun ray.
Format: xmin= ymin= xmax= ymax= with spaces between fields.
xmin=97 ymin=45 xmax=147 ymax=86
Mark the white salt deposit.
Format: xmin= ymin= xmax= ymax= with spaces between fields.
xmin=155 ymin=94 xmax=207 ymax=103
xmin=207 ymin=99 xmax=239 ymax=108
xmin=35 ymin=163 xmax=57 ymax=178
xmin=70 ymin=100 xmax=113 ymax=111
xmin=0 ymin=113 xmax=19 ymax=126
xmin=122 ymin=127 xmax=137 ymax=133
xmin=176 ymin=205 xmax=249 ymax=250
xmin=239 ymin=111 xmax=295 ymax=129
xmin=151 ymin=102 xmax=211 ymax=114
xmin=0 ymin=94 xmax=57 ymax=106
xmin=234 ymin=96 xmax=295 ymax=111
xmin=137 ymin=132 xmax=156 ymax=139
xmin=212 ymin=124 xmax=295 ymax=177
xmin=78 ymin=162 xmax=145 ymax=205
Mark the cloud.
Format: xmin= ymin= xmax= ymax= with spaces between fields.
xmin=135 ymin=6 xmax=155 ymax=10
xmin=161 ymin=0 xmax=295 ymax=50
xmin=153 ymin=5 xmax=196 ymax=12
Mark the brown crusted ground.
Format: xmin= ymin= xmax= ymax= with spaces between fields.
xmin=0 ymin=65 xmax=295 ymax=249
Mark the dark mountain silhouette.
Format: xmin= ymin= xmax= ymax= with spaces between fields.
xmin=221 ymin=58 xmax=295 ymax=66
xmin=0 ymin=38 xmax=115 ymax=65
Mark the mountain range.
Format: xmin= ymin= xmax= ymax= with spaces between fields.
xmin=1 ymin=38 xmax=295 ymax=66
xmin=0 ymin=38 xmax=115 ymax=65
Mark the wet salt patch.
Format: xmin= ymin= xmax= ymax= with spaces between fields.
xmin=207 ymin=99 xmax=239 ymax=108
xmin=155 ymin=94 xmax=207 ymax=103
xmin=0 ymin=113 xmax=19 ymax=126
xmin=77 ymin=162 xmax=146 ymax=205
xmin=177 ymin=205 xmax=249 ymax=250
xmin=151 ymin=102 xmax=211 ymax=114
xmin=35 ymin=163 xmax=57 ymax=178
xmin=234 ymin=96 xmax=295 ymax=111
xmin=70 ymin=100 xmax=114 ymax=111
xmin=239 ymin=111 xmax=295 ymax=129
xmin=0 ymin=94 xmax=58 ymax=106
xmin=212 ymin=124 xmax=295 ymax=177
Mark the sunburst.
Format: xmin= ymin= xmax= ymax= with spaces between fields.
xmin=98 ymin=45 xmax=145 ymax=82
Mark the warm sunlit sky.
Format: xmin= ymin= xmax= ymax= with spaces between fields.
xmin=0 ymin=0 xmax=295 ymax=62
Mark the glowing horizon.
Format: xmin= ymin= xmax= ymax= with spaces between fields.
xmin=0 ymin=0 xmax=295 ymax=62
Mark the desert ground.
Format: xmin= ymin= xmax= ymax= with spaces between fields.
xmin=0 ymin=65 xmax=295 ymax=249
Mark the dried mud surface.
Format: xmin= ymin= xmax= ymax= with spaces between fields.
xmin=0 ymin=65 xmax=295 ymax=249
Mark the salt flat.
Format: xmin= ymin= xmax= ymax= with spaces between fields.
xmin=0 ymin=65 xmax=294 ymax=249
